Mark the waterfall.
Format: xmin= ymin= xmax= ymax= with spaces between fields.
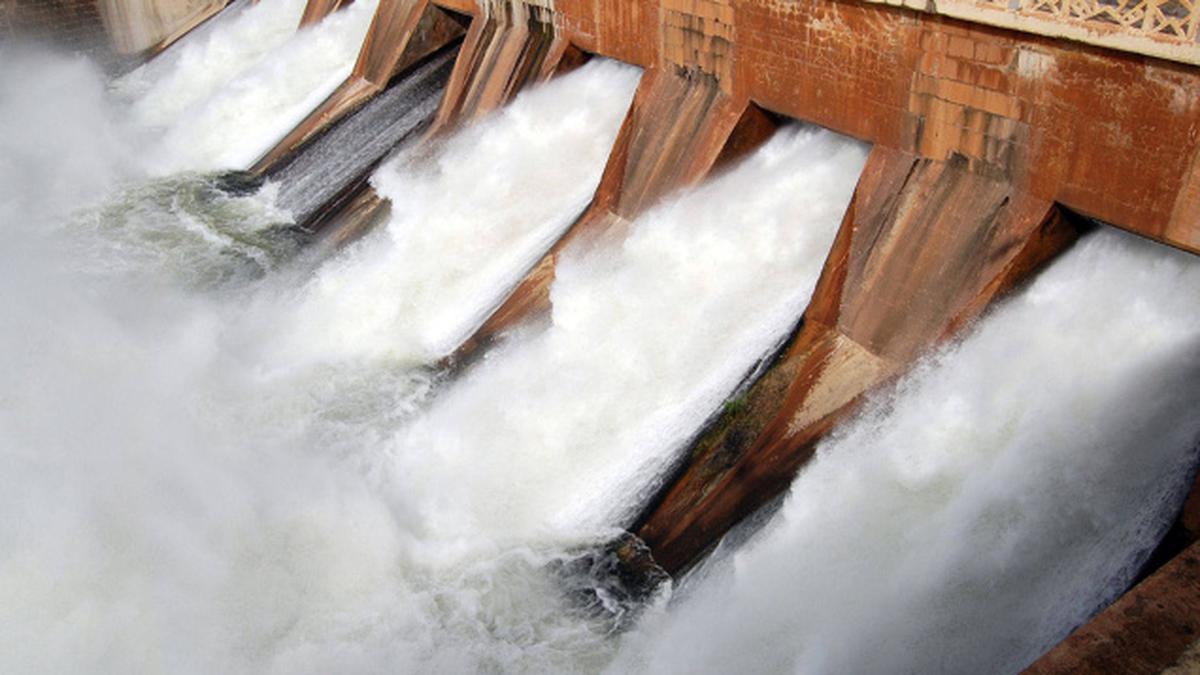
xmin=382 ymin=127 xmax=868 ymax=540
xmin=610 ymin=227 xmax=1200 ymax=675
xmin=0 ymin=43 xmax=868 ymax=672
xmin=114 ymin=0 xmax=308 ymax=130
xmin=276 ymin=59 xmax=641 ymax=365
xmin=261 ymin=48 xmax=457 ymax=228
xmin=116 ymin=0 xmax=380 ymax=173
xmin=1 ymin=15 xmax=1199 ymax=675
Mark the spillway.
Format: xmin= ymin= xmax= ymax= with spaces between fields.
xmin=0 ymin=43 xmax=873 ymax=672
xmin=119 ymin=0 xmax=381 ymax=173
xmin=260 ymin=47 xmax=457 ymax=229
xmin=3 ymin=1 xmax=1200 ymax=672
xmin=611 ymin=227 xmax=1200 ymax=674
xmin=113 ymin=0 xmax=308 ymax=129
xmin=278 ymin=59 xmax=641 ymax=365
xmin=385 ymin=127 xmax=867 ymax=539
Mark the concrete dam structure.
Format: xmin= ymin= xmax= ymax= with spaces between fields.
xmin=0 ymin=0 xmax=1198 ymax=672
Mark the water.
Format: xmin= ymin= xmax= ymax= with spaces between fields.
xmin=278 ymin=59 xmax=642 ymax=365
xmin=2 ymin=24 xmax=1200 ymax=675
xmin=611 ymin=228 xmax=1200 ymax=674
xmin=383 ymin=128 xmax=868 ymax=541
xmin=3 ymin=50 xmax=298 ymax=290
xmin=263 ymin=48 xmax=458 ymax=227
xmin=67 ymin=174 xmax=300 ymax=289
xmin=0 ymin=41 xmax=866 ymax=672
xmin=0 ymin=52 xmax=136 ymax=230
xmin=114 ymin=0 xmax=308 ymax=127
xmin=116 ymin=0 xmax=380 ymax=173
xmin=0 ymin=47 xmax=614 ymax=674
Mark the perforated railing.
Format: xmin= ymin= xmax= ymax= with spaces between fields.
xmin=868 ymin=0 xmax=1200 ymax=64
xmin=995 ymin=0 xmax=1196 ymax=40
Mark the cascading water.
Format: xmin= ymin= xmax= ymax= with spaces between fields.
xmin=609 ymin=227 xmax=1200 ymax=675
xmin=226 ymin=58 xmax=644 ymax=458
xmin=261 ymin=48 xmax=458 ymax=228
xmin=56 ymin=0 xmax=396 ymax=288
xmin=381 ymin=127 xmax=868 ymax=541
xmin=113 ymin=0 xmax=309 ymax=129
xmin=0 ymin=38 xmax=866 ymax=671
xmin=118 ymin=0 xmax=381 ymax=173
xmin=277 ymin=59 xmax=642 ymax=365
xmin=3 ymin=11 xmax=1199 ymax=675
xmin=68 ymin=174 xmax=298 ymax=288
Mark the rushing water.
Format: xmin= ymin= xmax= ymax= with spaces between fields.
xmin=611 ymin=227 xmax=1200 ymax=674
xmin=2 ymin=14 xmax=1199 ymax=675
xmin=381 ymin=127 xmax=867 ymax=541
xmin=113 ymin=0 xmax=309 ymax=128
xmin=263 ymin=48 xmax=457 ymax=228
xmin=115 ymin=0 xmax=379 ymax=173
xmin=278 ymin=59 xmax=642 ymax=365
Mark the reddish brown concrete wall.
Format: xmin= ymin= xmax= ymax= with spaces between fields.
xmin=334 ymin=0 xmax=1199 ymax=257
xmin=428 ymin=1 xmax=562 ymax=134
xmin=300 ymin=0 xmax=352 ymax=27
xmin=636 ymin=148 xmax=1085 ymax=574
xmin=97 ymin=0 xmax=228 ymax=54
xmin=481 ymin=0 xmax=1200 ymax=254
xmin=1 ymin=0 xmax=227 ymax=60
xmin=407 ymin=3 xmax=1197 ymax=578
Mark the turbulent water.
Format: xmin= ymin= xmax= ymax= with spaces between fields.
xmin=115 ymin=0 xmax=380 ymax=173
xmin=612 ymin=228 xmax=1200 ymax=674
xmin=264 ymin=48 xmax=458 ymax=227
xmin=281 ymin=59 xmax=643 ymax=364
xmin=113 ymin=0 xmax=308 ymax=126
xmin=2 ymin=13 xmax=1199 ymax=675
xmin=382 ymin=127 xmax=868 ymax=540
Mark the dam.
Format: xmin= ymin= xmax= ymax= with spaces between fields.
xmin=0 ymin=0 xmax=1198 ymax=672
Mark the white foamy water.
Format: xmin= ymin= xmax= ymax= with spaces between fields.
xmin=114 ymin=0 xmax=308 ymax=128
xmin=3 ymin=29 xmax=1200 ymax=675
xmin=279 ymin=60 xmax=642 ymax=364
xmin=1 ymin=45 xmax=300 ymax=289
xmin=0 ymin=48 xmax=608 ymax=675
xmin=138 ymin=0 xmax=379 ymax=173
xmin=612 ymin=228 xmax=1200 ymax=675
xmin=384 ymin=127 xmax=868 ymax=540
xmin=0 ymin=51 xmax=138 ymax=229
xmin=0 ymin=44 xmax=871 ymax=673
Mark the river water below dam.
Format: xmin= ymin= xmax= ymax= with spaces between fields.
xmin=1 ymin=10 xmax=1199 ymax=674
